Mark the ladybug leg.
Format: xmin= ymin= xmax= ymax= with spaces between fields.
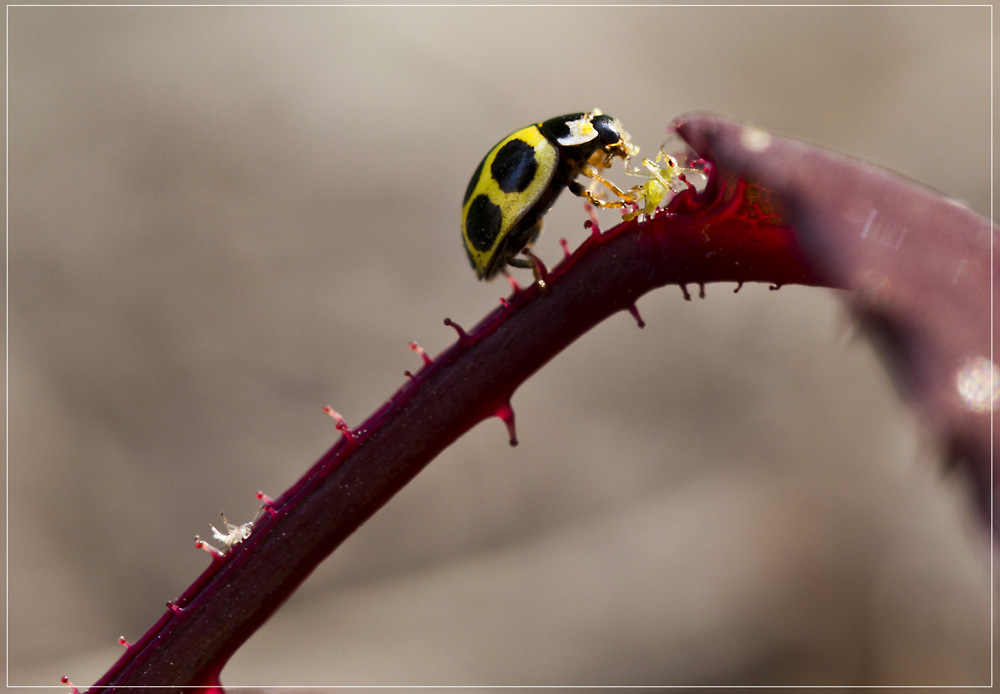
xmin=507 ymin=254 xmax=547 ymax=290
xmin=568 ymin=178 xmax=629 ymax=209
xmin=580 ymin=162 xmax=639 ymax=203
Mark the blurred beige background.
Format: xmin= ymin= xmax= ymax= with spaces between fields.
xmin=7 ymin=3 xmax=993 ymax=688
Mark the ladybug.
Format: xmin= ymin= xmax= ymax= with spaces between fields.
xmin=461 ymin=111 xmax=635 ymax=280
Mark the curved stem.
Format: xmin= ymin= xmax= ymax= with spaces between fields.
xmin=88 ymin=165 xmax=826 ymax=691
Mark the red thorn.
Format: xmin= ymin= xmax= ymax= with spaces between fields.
xmin=61 ymin=676 xmax=80 ymax=694
xmin=323 ymin=406 xmax=355 ymax=441
xmin=495 ymin=401 xmax=518 ymax=447
xmin=559 ymin=238 xmax=572 ymax=259
xmin=679 ymin=284 xmax=692 ymax=301
xmin=443 ymin=317 xmax=470 ymax=344
xmin=698 ymin=282 xmax=706 ymax=299
xmin=584 ymin=202 xmax=601 ymax=235
xmin=195 ymin=536 xmax=224 ymax=559
xmin=119 ymin=635 xmax=131 ymax=648
xmin=505 ymin=274 xmax=521 ymax=293
xmin=733 ymin=281 xmax=744 ymax=294
xmin=409 ymin=341 xmax=433 ymax=366
xmin=403 ymin=369 xmax=415 ymax=380
xmin=256 ymin=491 xmax=277 ymax=516
xmin=499 ymin=297 xmax=510 ymax=307
xmin=627 ymin=304 xmax=646 ymax=328
xmin=167 ymin=600 xmax=183 ymax=614
xmin=691 ymin=157 xmax=711 ymax=174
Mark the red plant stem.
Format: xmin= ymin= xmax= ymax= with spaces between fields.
xmin=88 ymin=175 xmax=829 ymax=691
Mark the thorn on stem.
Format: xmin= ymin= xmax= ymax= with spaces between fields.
xmin=167 ymin=600 xmax=183 ymax=614
xmin=769 ymin=283 xmax=783 ymax=291
xmin=194 ymin=535 xmax=224 ymax=559
xmin=679 ymin=284 xmax=692 ymax=301
xmin=698 ymin=282 xmax=706 ymax=299
xmin=61 ymin=676 xmax=80 ymax=694
xmin=495 ymin=401 xmax=518 ymax=447
xmin=559 ymin=238 xmax=572 ymax=259
xmin=443 ymin=317 xmax=470 ymax=344
xmin=323 ymin=406 xmax=355 ymax=442
xmin=256 ymin=491 xmax=278 ymax=516
xmin=584 ymin=202 xmax=602 ymax=236
xmin=499 ymin=297 xmax=510 ymax=308
xmin=505 ymin=274 xmax=521 ymax=293
xmin=409 ymin=341 xmax=433 ymax=366
xmin=119 ymin=635 xmax=131 ymax=648
xmin=627 ymin=304 xmax=646 ymax=328
xmin=734 ymin=281 xmax=744 ymax=294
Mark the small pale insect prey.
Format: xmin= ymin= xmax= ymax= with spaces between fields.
xmin=461 ymin=111 xmax=635 ymax=280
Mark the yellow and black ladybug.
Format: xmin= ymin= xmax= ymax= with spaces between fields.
xmin=461 ymin=111 xmax=635 ymax=280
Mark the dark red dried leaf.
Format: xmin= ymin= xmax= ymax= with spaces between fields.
xmin=677 ymin=113 xmax=996 ymax=518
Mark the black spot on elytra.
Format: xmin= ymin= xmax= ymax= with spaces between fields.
xmin=466 ymin=195 xmax=503 ymax=251
xmin=491 ymin=139 xmax=537 ymax=194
